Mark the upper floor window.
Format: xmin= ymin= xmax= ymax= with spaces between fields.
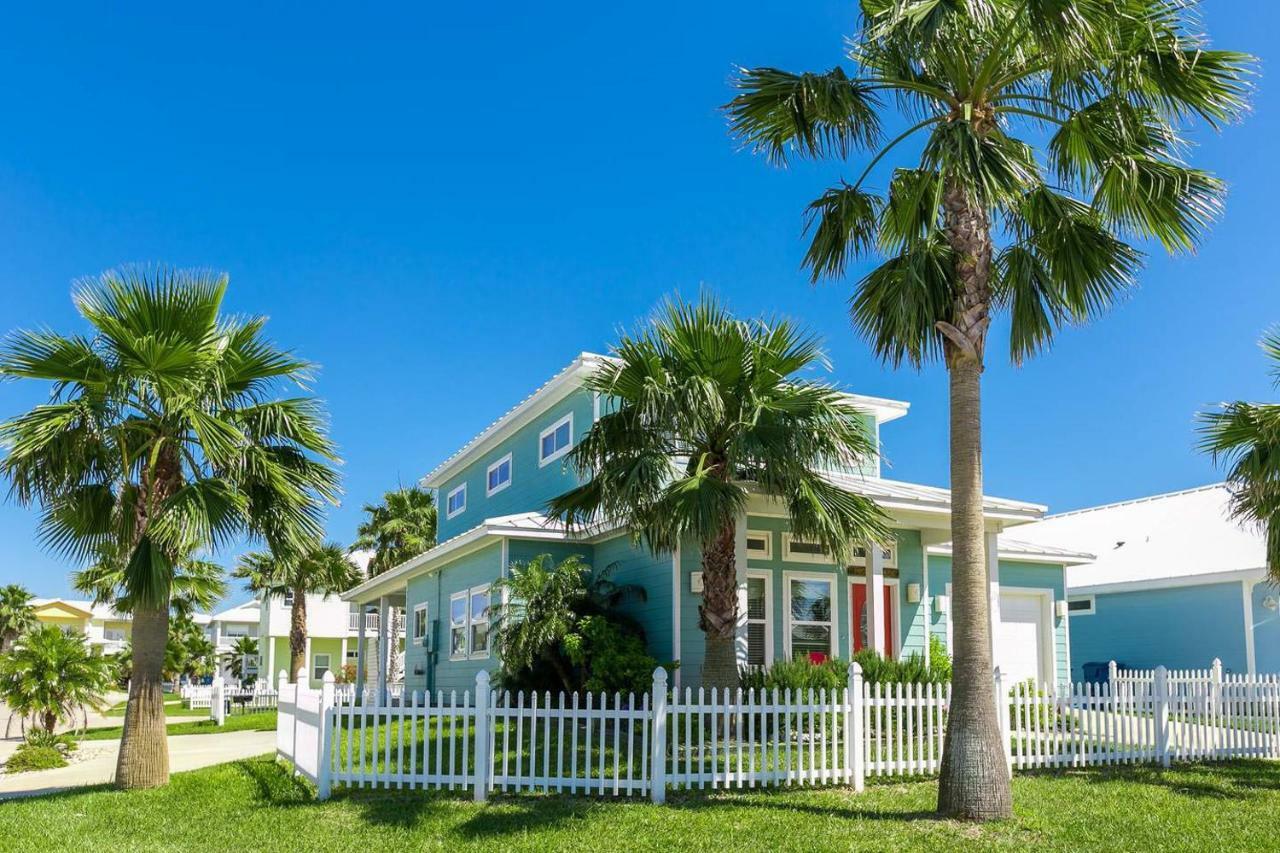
xmin=539 ymin=413 xmax=573 ymax=467
xmin=446 ymin=483 xmax=467 ymax=519
xmin=486 ymin=453 xmax=512 ymax=497
xmin=283 ymin=590 xmax=295 ymax=607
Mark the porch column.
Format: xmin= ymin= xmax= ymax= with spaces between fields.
xmin=265 ymin=636 xmax=275 ymax=684
xmin=868 ymin=544 xmax=887 ymax=656
xmin=339 ymin=636 xmax=348 ymax=676
xmin=354 ymin=606 xmax=368 ymax=702
xmin=303 ymin=636 xmax=312 ymax=685
xmin=985 ymin=530 xmax=1001 ymax=663
xmin=734 ymin=511 xmax=749 ymax=667
xmin=377 ymin=596 xmax=391 ymax=705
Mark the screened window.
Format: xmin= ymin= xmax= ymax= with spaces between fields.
xmin=486 ymin=454 xmax=512 ymax=496
xmin=746 ymin=576 xmax=769 ymax=667
xmin=788 ymin=577 xmax=833 ymax=659
xmin=446 ymin=484 xmax=467 ymax=519
xmin=449 ymin=593 xmax=468 ymax=658
xmin=539 ymin=414 xmax=573 ymax=466
xmin=413 ymin=603 xmax=428 ymax=644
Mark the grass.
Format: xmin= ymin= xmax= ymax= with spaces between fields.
xmin=3 ymin=757 xmax=1280 ymax=851
xmin=77 ymin=710 xmax=277 ymax=741
xmin=103 ymin=693 xmax=194 ymax=718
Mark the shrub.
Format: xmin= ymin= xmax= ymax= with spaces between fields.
xmin=21 ymin=730 xmax=76 ymax=753
xmin=5 ymin=744 xmax=68 ymax=773
xmin=741 ymin=648 xmax=951 ymax=694
xmin=928 ymin=635 xmax=952 ymax=683
xmin=562 ymin=616 xmax=667 ymax=697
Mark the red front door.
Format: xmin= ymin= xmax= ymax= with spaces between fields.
xmin=851 ymin=583 xmax=894 ymax=657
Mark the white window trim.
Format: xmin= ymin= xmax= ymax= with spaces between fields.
xmin=746 ymin=570 xmax=774 ymax=668
xmin=850 ymin=577 xmax=901 ymax=659
xmin=847 ymin=544 xmax=898 ymax=569
xmin=1066 ymin=595 xmax=1096 ymax=616
xmin=412 ymin=602 xmax=428 ymax=645
xmin=745 ymin=530 xmax=773 ymax=561
xmin=446 ymin=483 xmax=467 ymax=519
xmin=468 ymin=584 xmax=492 ymax=661
xmin=538 ymin=412 xmax=574 ymax=467
xmin=782 ymin=571 xmax=839 ymax=660
xmin=312 ymin=653 xmax=331 ymax=681
xmin=781 ymin=534 xmax=832 ymax=564
xmin=449 ymin=590 xmax=468 ymax=660
xmin=486 ymin=453 xmax=513 ymax=497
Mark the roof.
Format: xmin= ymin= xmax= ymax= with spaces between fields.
xmin=820 ymin=472 xmax=1047 ymax=522
xmin=1011 ymin=483 xmax=1267 ymax=592
xmin=421 ymin=352 xmax=912 ymax=490
xmin=926 ymin=537 xmax=1094 ymax=565
xmin=211 ymin=600 xmax=261 ymax=622
xmin=33 ymin=598 xmax=121 ymax=621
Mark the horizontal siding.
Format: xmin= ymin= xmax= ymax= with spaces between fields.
xmin=435 ymin=388 xmax=595 ymax=542
xmin=1253 ymin=582 xmax=1280 ymax=674
xmin=592 ymin=534 xmax=675 ymax=663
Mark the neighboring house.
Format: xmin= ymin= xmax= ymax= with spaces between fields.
xmin=208 ymin=600 xmax=262 ymax=682
xmin=1014 ymin=483 xmax=1279 ymax=679
xmin=31 ymin=597 xmax=211 ymax=655
xmin=343 ymin=352 xmax=1089 ymax=697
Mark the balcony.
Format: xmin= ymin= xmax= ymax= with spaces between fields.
xmin=349 ymin=612 xmax=381 ymax=633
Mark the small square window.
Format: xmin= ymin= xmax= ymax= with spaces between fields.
xmin=486 ymin=454 xmax=512 ymax=496
xmin=538 ymin=414 xmax=573 ymax=466
xmin=446 ymin=483 xmax=467 ymax=519
xmin=746 ymin=530 xmax=772 ymax=560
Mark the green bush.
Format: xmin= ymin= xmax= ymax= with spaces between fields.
xmin=741 ymin=647 xmax=952 ymax=694
xmin=5 ymin=743 xmax=68 ymax=773
xmin=21 ymin=730 xmax=76 ymax=753
xmin=928 ymin=635 xmax=952 ymax=682
xmin=562 ymin=616 xmax=670 ymax=697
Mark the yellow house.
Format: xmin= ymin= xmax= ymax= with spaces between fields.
xmin=31 ymin=598 xmax=136 ymax=654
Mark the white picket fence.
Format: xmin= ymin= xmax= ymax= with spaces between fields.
xmin=274 ymin=663 xmax=1280 ymax=802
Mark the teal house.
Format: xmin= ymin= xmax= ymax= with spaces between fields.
xmin=1015 ymin=484 xmax=1278 ymax=680
xmin=343 ymin=352 xmax=1088 ymax=696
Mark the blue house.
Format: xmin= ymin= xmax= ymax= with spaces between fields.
xmin=342 ymin=352 xmax=1087 ymax=696
xmin=1014 ymin=484 xmax=1279 ymax=679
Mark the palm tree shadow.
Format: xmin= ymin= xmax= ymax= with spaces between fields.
xmin=1021 ymin=761 xmax=1280 ymax=801
xmin=234 ymin=759 xmax=318 ymax=807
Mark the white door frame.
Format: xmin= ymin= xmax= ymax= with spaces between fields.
xmin=850 ymin=577 xmax=901 ymax=659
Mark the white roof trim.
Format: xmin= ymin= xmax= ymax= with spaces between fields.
xmin=1070 ymin=566 xmax=1266 ymax=596
xmin=926 ymin=538 xmax=1094 ymax=565
xmin=818 ymin=472 xmax=1047 ymax=521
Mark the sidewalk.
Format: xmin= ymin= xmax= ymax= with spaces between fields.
xmin=0 ymin=730 xmax=277 ymax=799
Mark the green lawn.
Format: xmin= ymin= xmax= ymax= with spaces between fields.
xmin=103 ymin=693 xmax=195 ymax=718
xmin=4 ymin=757 xmax=1279 ymax=851
xmin=78 ymin=710 xmax=277 ymax=741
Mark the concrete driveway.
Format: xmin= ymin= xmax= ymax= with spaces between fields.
xmin=0 ymin=729 xmax=277 ymax=799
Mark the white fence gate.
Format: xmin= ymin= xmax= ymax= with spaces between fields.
xmin=274 ymin=662 xmax=1280 ymax=803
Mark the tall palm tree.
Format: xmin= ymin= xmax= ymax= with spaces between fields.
xmin=0 ymin=584 xmax=37 ymax=652
xmin=0 ymin=268 xmax=339 ymax=789
xmin=354 ymin=486 xmax=437 ymax=682
xmin=72 ymin=550 xmax=227 ymax=619
xmin=725 ymin=1 xmax=1251 ymax=819
xmin=1201 ymin=329 xmax=1280 ymax=578
xmin=234 ymin=541 xmax=361 ymax=682
xmin=549 ymin=296 xmax=889 ymax=690
xmin=0 ymin=625 xmax=113 ymax=735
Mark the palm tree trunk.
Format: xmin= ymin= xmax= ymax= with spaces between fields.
xmin=699 ymin=521 xmax=739 ymax=690
xmin=290 ymin=588 xmax=307 ymax=683
xmin=115 ymin=603 xmax=170 ymax=789
xmin=936 ymin=179 xmax=1012 ymax=820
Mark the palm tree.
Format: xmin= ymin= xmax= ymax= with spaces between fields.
xmin=0 ymin=268 xmax=339 ymax=789
xmin=0 ymin=625 xmax=113 ymax=735
xmin=549 ymin=296 xmax=888 ymax=690
xmin=234 ymin=541 xmax=361 ymax=682
xmin=354 ymin=485 xmax=437 ymax=683
xmin=493 ymin=554 xmax=646 ymax=692
xmin=73 ymin=550 xmax=227 ymax=619
xmin=725 ymin=1 xmax=1251 ymax=819
xmin=1201 ymin=329 xmax=1280 ymax=578
xmin=224 ymin=635 xmax=260 ymax=684
xmin=167 ymin=614 xmax=216 ymax=686
xmin=0 ymin=584 xmax=37 ymax=652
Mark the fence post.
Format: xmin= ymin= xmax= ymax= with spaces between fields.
xmin=1210 ymin=657 xmax=1223 ymax=716
xmin=992 ymin=667 xmax=1011 ymax=778
xmin=650 ymin=667 xmax=668 ymax=804
xmin=473 ymin=670 xmax=491 ymax=803
xmin=849 ymin=661 xmax=864 ymax=792
xmin=1108 ymin=660 xmax=1118 ymax=684
xmin=1154 ymin=665 xmax=1171 ymax=767
xmin=210 ymin=675 xmax=226 ymax=726
xmin=278 ymin=668 xmax=288 ymax=694
xmin=317 ymin=671 xmax=335 ymax=800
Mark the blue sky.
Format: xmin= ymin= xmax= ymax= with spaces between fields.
xmin=0 ymin=2 xmax=1276 ymax=604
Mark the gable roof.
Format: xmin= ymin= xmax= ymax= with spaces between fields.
xmin=820 ymin=472 xmax=1046 ymax=522
xmin=1011 ymin=483 xmax=1266 ymax=593
xmin=420 ymin=352 xmax=912 ymax=490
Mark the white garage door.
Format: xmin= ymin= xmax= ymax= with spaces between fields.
xmin=995 ymin=593 xmax=1046 ymax=685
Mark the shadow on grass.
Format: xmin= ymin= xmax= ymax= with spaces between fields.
xmin=1018 ymin=759 xmax=1280 ymax=801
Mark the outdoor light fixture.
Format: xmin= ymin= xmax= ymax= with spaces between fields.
xmin=933 ymin=594 xmax=949 ymax=615
xmin=906 ymin=583 xmax=921 ymax=603
xmin=1055 ymin=600 xmax=1070 ymax=620
xmin=690 ymin=572 xmax=703 ymax=594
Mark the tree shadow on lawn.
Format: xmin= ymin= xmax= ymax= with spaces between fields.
xmin=1018 ymin=760 xmax=1280 ymax=801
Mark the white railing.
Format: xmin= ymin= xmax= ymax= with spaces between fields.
xmin=349 ymin=612 xmax=381 ymax=632
xmin=275 ymin=663 xmax=1280 ymax=803
xmin=334 ymin=682 xmax=404 ymax=705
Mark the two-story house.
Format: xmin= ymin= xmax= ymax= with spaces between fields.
xmin=342 ymin=352 xmax=1090 ymax=699
xmin=31 ymin=598 xmax=139 ymax=654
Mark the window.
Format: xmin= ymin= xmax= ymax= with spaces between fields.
xmin=1067 ymin=596 xmax=1096 ymax=616
xmin=486 ymin=453 xmax=512 ymax=496
xmin=449 ymin=593 xmax=468 ymax=658
xmin=346 ymin=649 xmax=358 ymax=661
xmin=782 ymin=534 xmax=832 ymax=564
xmin=746 ymin=531 xmax=772 ymax=560
xmin=449 ymin=586 xmax=491 ymax=659
xmin=848 ymin=544 xmax=898 ymax=568
xmin=283 ymin=590 xmax=295 ymax=607
xmin=538 ymin=413 xmax=573 ymax=466
xmin=413 ymin=603 xmax=428 ymax=644
xmin=786 ymin=575 xmax=835 ymax=660
xmin=746 ymin=574 xmax=771 ymax=668
xmin=446 ymin=483 xmax=467 ymax=519
xmin=312 ymin=653 xmax=331 ymax=681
